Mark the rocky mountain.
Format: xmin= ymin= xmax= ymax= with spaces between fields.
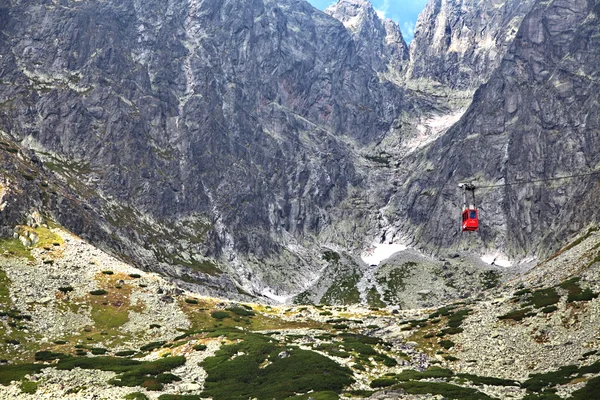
xmin=381 ymin=0 xmax=600 ymax=261
xmin=1 ymin=0 xmax=599 ymax=305
xmin=1 ymin=0 xmax=600 ymax=397
xmin=325 ymin=0 xmax=409 ymax=74
xmin=406 ymin=0 xmax=537 ymax=90
xmin=0 ymin=0 xmax=408 ymax=299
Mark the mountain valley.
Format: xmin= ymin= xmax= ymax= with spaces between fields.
xmin=0 ymin=0 xmax=599 ymax=398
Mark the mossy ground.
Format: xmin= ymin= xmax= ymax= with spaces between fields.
xmin=376 ymin=262 xmax=414 ymax=304
xmin=179 ymin=298 xmax=326 ymax=332
xmin=321 ymin=273 xmax=361 ymax=306
xmin=0 ymin=238 xmax=33 ymax=261
xmin=87 ymin=271 xmax=144 ymax=330
xmin=201 ymin=330 xmax=354 ymax=400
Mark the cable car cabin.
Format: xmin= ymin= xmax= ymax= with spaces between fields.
xmin=462 ymin=207 xmax=479 ymax=231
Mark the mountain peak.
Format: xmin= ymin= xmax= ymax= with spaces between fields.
xmin=325 ymin=0 xmax=378 ymax=31
xmin=325 ymin=0 xmax=408 ymax=72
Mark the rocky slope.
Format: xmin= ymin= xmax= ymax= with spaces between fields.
xmin=0 ymin=0 xmax=408 ymax=297
xmin=377 ymin=0 xmax=600 ymax=261
xmin=0 ymin=213 xmax=598 ymax=399
xmin=406 ymin=0 xmax=537 ymax=90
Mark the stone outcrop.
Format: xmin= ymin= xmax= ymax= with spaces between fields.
xmin=406 ymin=0 xmax=537 ymax=90
xmin=0 ymin=0 xmax=406 ymax=296
xmin=384 ymin=0 xmax=600 ymax=258
xmin=0 ymin=0 xmax=599 ymax=299
xmin=325 ymin=0 xmax=409 ymax=73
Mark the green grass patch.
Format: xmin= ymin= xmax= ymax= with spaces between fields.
xmin=185 ymin=298 xmax=199 ymax=305
xmin=525 ymin=288 xmax=560 ymax=308
xmin=34 ymin=350 xmax=70 ymax=361
xmin=0 ymin=364 xmax=44 ymax=385
xmin=377 ymin=263 xmax=414 ymax=304
xmin=321 ymin=273 xmax=361 ymax=305
xmin=202 ymin=331 xmax=353 ymax=400
xmin=481 ymin=270 xmax=501 ymax=289
xmin=514 ymin=288 xmax=532 ymax=296
xmin=447 ymin=309 xmax=471 ymax=328
xmin=570 ymin=375 xmax=600 ymax=399
xmin=90 ymin=289 xmax=108 ymax=296
xmin=568 ymin=288 xmax=598 ymax=302
xmin=157 ymin=395 xmax=202 ymax=400
xmin=522 ymin=360 xmax=600 ymax=392
xmin=559 ymin=277 xmax=599 ymax=302
xmin=0 ymin=238 xmax=32 ymax=260
xmin=397 ymin=367 xmax=454 ymax=381
xmin=456 ymin=373 xmax=519 ymax=386
xmin=370 ymin=377 xmax=396 ymax=388
xmin=19 ymin=379 xmax=38 ymax=394
xmin=284 ymin=391 xmax=339 ymax=399
xmin=226 ymin=306 xmax=255 ymax=316
xmin=581 ymin=350 xmax=597 ymax=359
xmin=125 ymin=393 xmax=149 ymax=400
xmin=541 ymin=305 xmax=558 ymax=314
xmin=210 ymin=311 xmax=231 ymax=320
xmin=56 ymin=356 xmax=186 ymax=391
xmin=366 ymin=286 xmax=386 ymax=308
xmin=322 ymin=251 xmax=340 ymax=263
xmin=364 ymin=154 xmax=391 ymax=166
xmin=522 ymin=393 xmax=562 ymax=399
xmin=140 ymin=341 xmax=166 ymax=352
xmin=498 ymin=308 xmax=536 ymax=321
xmin=429 ymin=305 xmax=458 ymax=319
xmin=116 ymin=350 xmax=136 ymax=357
xmin=438 ymin=340 xmax=455 ymax=350
xmin=396 ymin=381 xmax=494 ymax=399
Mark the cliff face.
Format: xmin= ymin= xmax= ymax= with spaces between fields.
xmin=0 ymin=0 xmax=407 ymax=297
xmin=325 ymin=0 xmax=409 ymax=73
xmin=1 ymin=0 xmax=599 ymax=300
xmin=385 ymin=0 xmax=600 ymax=258
xmin=406 ymin=0 xmax=536 ymax=90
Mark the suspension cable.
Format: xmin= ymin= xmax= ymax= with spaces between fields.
xmin=473 ymin=170 xmax=600 ymax=189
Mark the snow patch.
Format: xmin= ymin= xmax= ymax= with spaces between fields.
xmin=481 ymin=253 xmax=512 ymax=268
xmin=261 ymin=289 xmax=290 ymax=304
xmin=404 ymin=110 xmax=465 ymax=154
xmin=361 ymin=243 xmax=407 ymax=266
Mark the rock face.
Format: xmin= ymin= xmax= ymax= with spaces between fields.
xmin=407 ymin=0 xmax=536 ymax=90
xmin=385 ymin=0 xmax=600 ymax=258
xmin=0 ymin=0 xmax=406 ymax=297
xmin=325 ymin=0 xmax=409 ymax=73
xmin=0 ymin=0 xmax=599 ymax=300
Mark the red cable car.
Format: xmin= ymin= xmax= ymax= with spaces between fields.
xmin=459 ymin=183 xmax=479 ymax=232
xmin=462 ymin=207 xmax=479 ymax=231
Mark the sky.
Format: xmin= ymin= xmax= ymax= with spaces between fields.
xmin=306 ymin=0 xmax=429 ymax=43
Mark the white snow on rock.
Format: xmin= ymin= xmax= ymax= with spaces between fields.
xmin=361 ymin=243 xmax=408 ymax=266
xmin=262 ymin=289 xmax=290 ymax=304
xmin=481 ymin=253 xmax=513 ymax=268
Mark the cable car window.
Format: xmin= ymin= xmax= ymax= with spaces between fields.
xmin=469 ymin=210 xmax=477 ymax=219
